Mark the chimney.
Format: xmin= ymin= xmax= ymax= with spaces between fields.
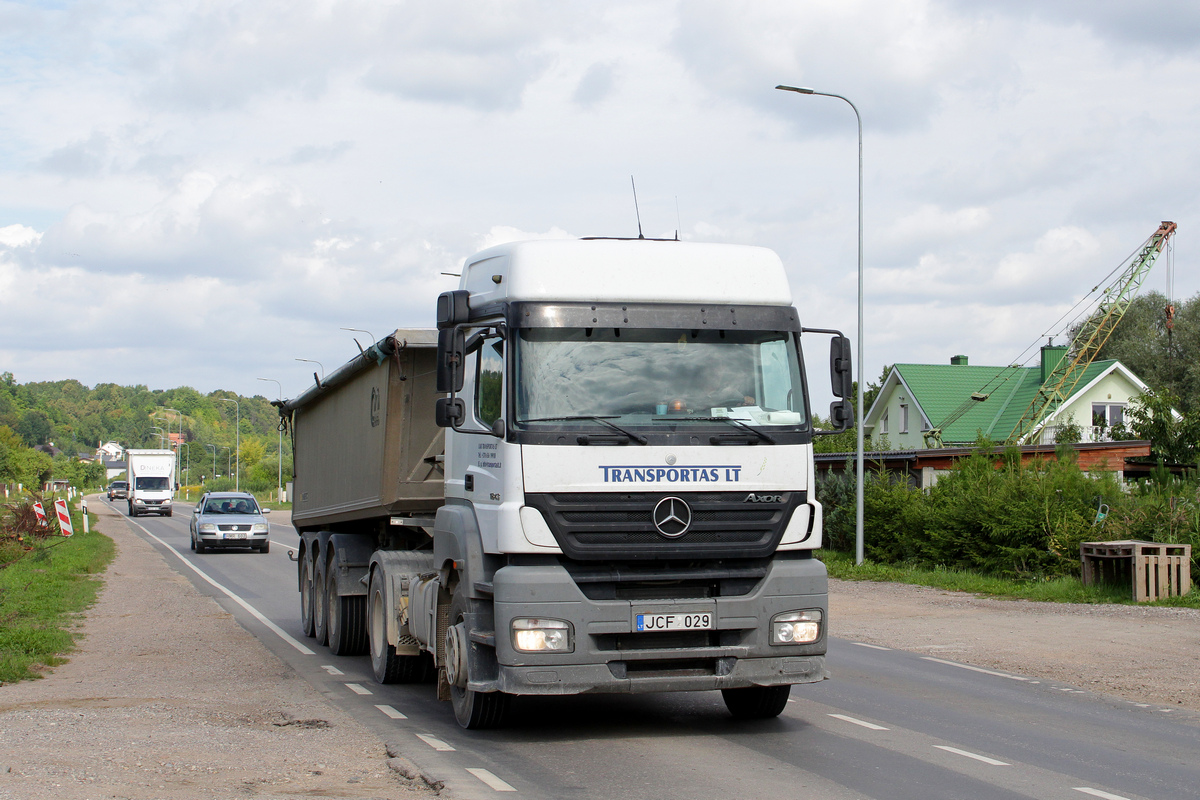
xmin=1040 ymin=344 xmax=1068 ymax=383
xmin=950 ymin=355 xmax=968 ymax=366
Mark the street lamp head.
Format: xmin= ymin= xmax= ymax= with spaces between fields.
xmin=776 ymin=85 xmax=815 ymax=94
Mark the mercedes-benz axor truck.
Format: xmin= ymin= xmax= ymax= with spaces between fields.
xmin=280 ymin=238 xmax=853 ymax=729
xmin=126 ymin=448 xmax=177 ymax=517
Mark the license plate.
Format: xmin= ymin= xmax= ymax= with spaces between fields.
xmin=634 ymin=611 xmax=714 ymax=632
xmin=225 ymin=531 xmax=245 ymax=540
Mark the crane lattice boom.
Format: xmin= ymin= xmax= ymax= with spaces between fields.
xmin=1007 ymin=220 xmax=1177 ymax=444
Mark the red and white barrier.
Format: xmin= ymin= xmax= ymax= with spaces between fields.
xmin=33 ymin=501 xmax=47 ymax=527
xmin=55 ymin=499 xmax=73 ymax=537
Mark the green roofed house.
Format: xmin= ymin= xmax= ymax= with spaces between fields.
xmin=863 ymin=344 xmax=1153 ymax=449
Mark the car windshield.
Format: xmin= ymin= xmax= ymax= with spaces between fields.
xmin=135 ymin=476 xmax=169 ymax=490
xmin=514 ymin=327 xmax=807 ymax=429
xmin=203 ymin=498 xmax=259 ymax=515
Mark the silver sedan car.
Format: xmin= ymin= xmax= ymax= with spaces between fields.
xmin=190 ymin=492 xmax=271 ymax=553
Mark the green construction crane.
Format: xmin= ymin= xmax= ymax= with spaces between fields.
xmin=1007 ymin=220 xmax=1177 ymax=445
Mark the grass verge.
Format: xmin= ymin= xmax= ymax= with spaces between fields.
xmin=818 ymin=549 xmax=1200 ymax=608
xmin=0 ymin=504 xmax=115 ymax=684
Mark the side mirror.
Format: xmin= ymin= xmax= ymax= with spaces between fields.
xmin=262 ymin=508 xmax=272 ymax=514
xmin=829 ymin=399 xmax=854 ymax=431
xmin=436 ymin=328 xmax=466 ymax=393
xmin=436 ymin=290 xmax=470 ymax=329
xmin=192 ymin=507 xmax=199 ymax=515
xmin=829 ymin=336 xmax=853 ymax=399
xmin=435 ymin=397 xmax=465 ymax=428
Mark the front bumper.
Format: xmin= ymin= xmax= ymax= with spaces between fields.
xmin=198 ymin=533 xmax=268 ymax=548
xmin=483 ymin=556 xmax=828 ymax=696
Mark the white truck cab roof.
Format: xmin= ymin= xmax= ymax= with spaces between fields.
xmin=461 ymin=238 xmax=794 ymax=308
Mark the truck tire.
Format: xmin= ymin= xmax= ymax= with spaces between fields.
xmin=721 ymin=685 xmax=791 ymax=719
xmin=368 ymin=571 xmax=430 ymax=684
xmin=314 ymin=555 xmax=330 ymax=646
xmin=447 ymin=591 xmax=509 ymax=730
xmin=299 ymin=555 xmax=316 ymax=637
xmin=328 ymin=590 xmax=367 ymax=656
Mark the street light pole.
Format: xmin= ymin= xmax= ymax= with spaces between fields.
xmin=257 ymin=377 xmax=284 ymax=501
xmin=295 ymin=358 xmax=325 ymax=388
xmin=165 ymin=407 xmax=182 ymax=491
xmin=220 ymin=398 xmax=240 ymax=492
xmin=776 ymin=83 xmax=866 ymax=565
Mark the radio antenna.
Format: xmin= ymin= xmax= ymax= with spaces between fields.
xmin=631 ymin=175 xmax=644 ymax=239
xmin=675 ymin=196 xmax=681 ymax=240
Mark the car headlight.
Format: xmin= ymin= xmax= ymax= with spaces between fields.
xmin=199 ymin=523 xmax=217 ymax=533
xmin=512 ymin=618 xmax=573 ymax=653
xmin=251 ymin=523 xmax=268 ymax=533
xmin=771 ymin=610 xmax=822 ymax=645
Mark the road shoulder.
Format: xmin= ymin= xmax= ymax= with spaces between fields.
xmin=0 ymin=496 xmax=433 ymax=800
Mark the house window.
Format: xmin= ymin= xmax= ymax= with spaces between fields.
xmin=1092 ymin=403 xmax=1125 ymax=429
xmin=900 ymin=404 xmax=909 ymax=434
xmin=880 ymin=410 xmax=888 ymax=434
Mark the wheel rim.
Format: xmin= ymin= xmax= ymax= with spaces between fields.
xmin=370 ymin=588 xmax=385 ymax=660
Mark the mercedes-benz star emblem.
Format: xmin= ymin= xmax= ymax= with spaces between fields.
xmin=652 ymin=496 xmax=692 ymax=538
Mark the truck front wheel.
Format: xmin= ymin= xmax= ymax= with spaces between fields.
xmin=368 ymin=571 xmax=430 ymax=684
xmin=447 ymin=592 xmax=509 ymax=730
xmin=721 ymin=684 xmax=791 ymax=719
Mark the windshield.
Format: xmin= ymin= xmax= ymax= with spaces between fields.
xmin=514 ymin=327 xmax=807 ymax=430
xmin=203 ymin=498 xmax=259 ymax=515
xmin=135 ymin=476 xmax=170 ymax=490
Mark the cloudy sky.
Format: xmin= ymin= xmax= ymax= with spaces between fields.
xmin=2 ymin=0 xmax=1197 ymax=405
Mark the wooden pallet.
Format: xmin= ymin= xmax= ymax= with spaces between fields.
xmin=1080 ymin=540 xmax=1193 ymax=602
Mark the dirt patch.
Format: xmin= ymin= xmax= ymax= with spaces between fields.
xmin=0 ymin=498 xmax=434 ymax=800
xmin=830 ymin=577 xmax=1200 ymax=713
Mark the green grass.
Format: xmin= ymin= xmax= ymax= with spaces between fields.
xmin=0 ymin=504 xmax=115 ymax=684
xmin=818 ymin=549 xmax=1200 ymax=608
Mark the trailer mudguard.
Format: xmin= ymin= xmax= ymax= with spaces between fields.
xmin=327 ymin=533 xmax=376 ymax=597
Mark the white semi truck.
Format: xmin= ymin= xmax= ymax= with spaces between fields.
xmin=280 ymin=238 xmax=853 ymax=729
xmin=126 ymin=448 xmax=177 ymax=517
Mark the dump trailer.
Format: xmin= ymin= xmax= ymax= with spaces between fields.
xmin=281 ymin=237 xmax=853 ymax=729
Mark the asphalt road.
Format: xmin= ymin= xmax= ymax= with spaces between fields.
xmin=115 ymin=499 xmax=1200 ymax=800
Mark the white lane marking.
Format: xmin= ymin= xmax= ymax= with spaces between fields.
xmin=345 ymin=683 xmax=372 ymax=695
xmin=131 ymin=520 xmax=315 ymax=655
xmin=828 ymin=713 xmax=889 ymax=731
xmin=321 ymin=665 xmax=344 ymax=675
xmin=850 ymin=642 xmax=891 ymax=651
xmin=933 ymin=745 xmax=1010 ymax=766
xmin=921 ymin=656 xmax=1030 ymax=681
xmin=467 ymin=768 xmax=517 ymax=792
xmin=375 ymin=704 xmax=407 ymax=719
xmin=1074 ymin=789 xmax=1132 ymax=800
xmin=416 ymin=733 xmax=455 ymax=751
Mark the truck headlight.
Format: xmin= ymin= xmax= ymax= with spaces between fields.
xmin=771 ymin=610 xmax=822 ymax=645
xmin=199 ymin=523 xmax=217 ymax=533
xmin=251 ymin=523 xmax=268 ymax=533
xmin=512 ymin=618 xmax=573 ymax=653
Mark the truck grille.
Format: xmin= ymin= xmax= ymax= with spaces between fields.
xmin=523 ymin=491 xmax=802 ymax=561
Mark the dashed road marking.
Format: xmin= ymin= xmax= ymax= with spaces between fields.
xmin=467 ymin=768 xmax=517 ymax=791
xmin=416 ymin=733 xmax=455 ymax=751
xmin=1073 ymin=789 xmax=1132 ymax=800
xmin=933 ymin=745 xmax=1010 ymax=766
xmin=850 ymin=642 xmax=891 ymax=651
xmin=375 ymin=704 xmax=407 ymax=719
xmin=828 ymin=713 xmax=889 ymax=731
xmin=921 ymin=656 xmax=1030 ymax=681
xmin=321 ymin=665 xmax=344 ymax=675
xmin=345 ymin=683 xmax=372 ymax=695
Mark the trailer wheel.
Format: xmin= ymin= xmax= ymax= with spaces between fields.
xmin=448 ymin=592 xmax=509 ymax=730
xmin=369 ymin=571 xmax=430 ymax=684
xmin=328 ymin=590 xmax=368 ymax=656
xmin=314 ymin=555 xmax=330 ymax=646
xmin=299 ymin=555 xmax=315 ymax=637
xmin=721 ymin=685 xmax=791 ymax=719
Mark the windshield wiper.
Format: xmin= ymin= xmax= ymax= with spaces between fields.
xmin=655 ymin=416 xmax=776 ymax=444
xmin=521 ymin=415 xmax=648 ymax=445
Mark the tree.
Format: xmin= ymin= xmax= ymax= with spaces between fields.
xmin=1123 ymin=389 xmax=1200 ymax=465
